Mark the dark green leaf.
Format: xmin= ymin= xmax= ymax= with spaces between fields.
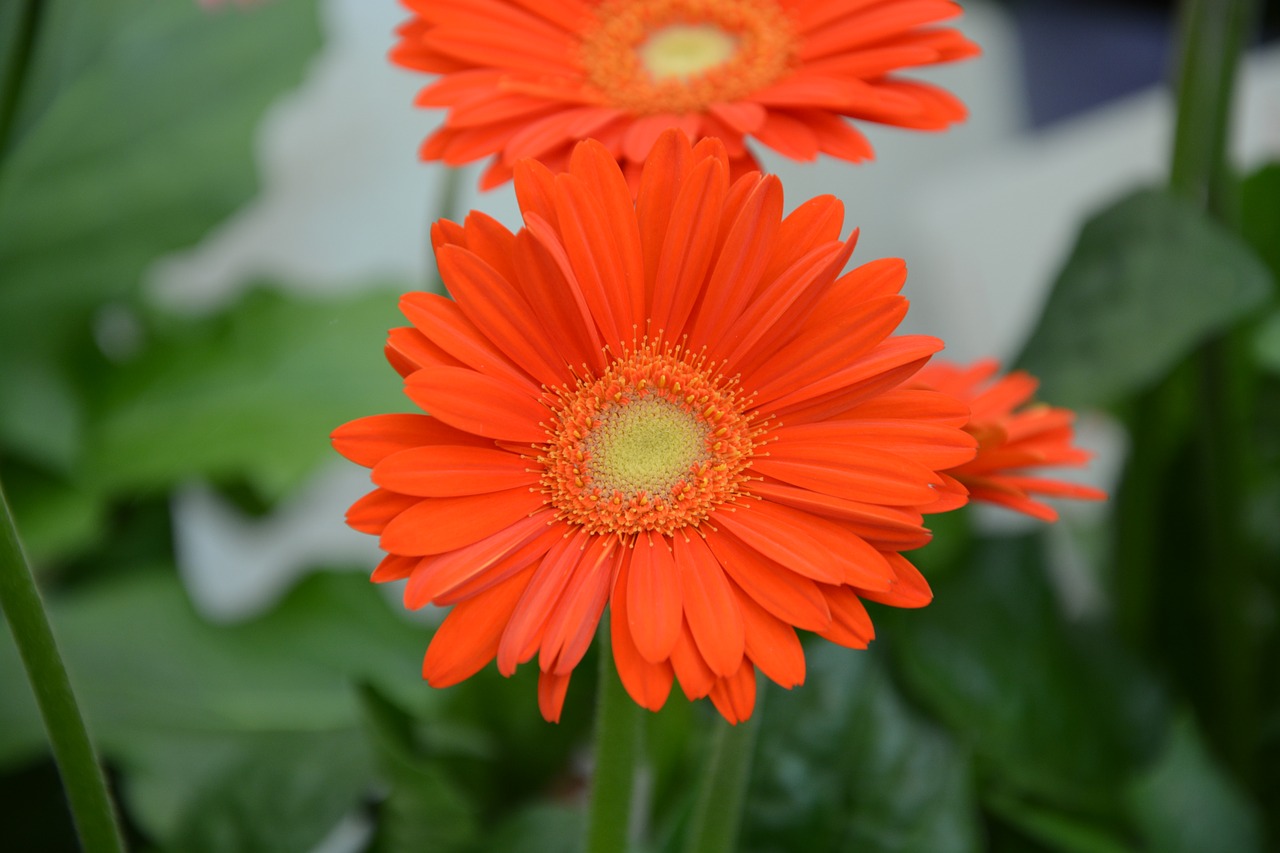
xmin=746 ymin=648 xmax=981 ymax=853
xmin=149 ymin=730 xmax=373 ymax=853
xmin=84 ymin=289 xmax=408 ymax=500
xmin=1017 ymin=188 xmax=1273 ymax=408
xmin=984 ymin=793 xmax=1132 ymax=853
xmin=359 ymin=684 xmax=482 ymax=853
xmin=883 ymin=534 xmax=1167 ymax=815
xmin=1125 ymin=715 xmax=1263 ymax=853
xmin=479 ymin=804 xmax=583 ymax=853
xmin=0 ymin=0 xmax=322 ymax=463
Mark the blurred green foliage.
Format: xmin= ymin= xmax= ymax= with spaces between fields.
xmin=1 ymin=0 xmax=1278 ymax=851
xmin=1017 ymin=188 xmax=1271 ymax=408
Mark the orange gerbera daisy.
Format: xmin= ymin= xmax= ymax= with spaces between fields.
xmin=333 ymin=130 xmax=976 ymax=723
xmin=391 ymin=0 xmax=979 ymax=188
xmin=914 ymin=358 xmax=1107 ymax=522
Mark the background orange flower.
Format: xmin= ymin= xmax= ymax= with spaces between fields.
xmin=391 ymin=0 xmax=979 ymax=187
xmin=914 ymin=358 xmax=1106 ymax=521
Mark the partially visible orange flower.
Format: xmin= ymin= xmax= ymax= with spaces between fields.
xmin=914 ymin=359 xmax=1107 ymax=522
xmin=334 ymin=131 xmax=976 ymax=723
xmin=391 ymin=0 xmax=979 ymax=188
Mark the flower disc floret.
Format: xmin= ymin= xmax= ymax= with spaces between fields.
xmin=540 ymin=342 xmax=758 ymax=537
xmin=582 ymin=0 xmax=796 ymax=114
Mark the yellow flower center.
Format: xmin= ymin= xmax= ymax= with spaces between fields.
xmin=638 ymin=23 xmax=738 ymax=82
xmin=580 ymin=0 xmax=797 ymax=115
xmin=585 ymin=396 xmax=711 ymax=497
xmin=540 ymin=342 xmax=759 ymax=537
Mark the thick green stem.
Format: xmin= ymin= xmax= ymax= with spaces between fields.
xmin=682 ymin=684 xmax=762 ymax=853
xmin=1168 ymin=0 xmax=1258 ymax=782
xmin=583 ymin=623 xmax=643 ymax=853
xmin=0 ymin=482 xmax=127 ymax=853
xmin=1168 ymin=0 xmax=1252 ymax=213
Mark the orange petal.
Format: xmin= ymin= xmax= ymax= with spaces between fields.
xmin=404 ymin=367 xmax=547 ymax=443
xmin=857 ymin=552 xmax=933 ymax=608
xmin=400 ymin=292 xmax=537 ymax=393
xmin=498 ymin=529 xmax=589 ymax=675
xmin=707 ymin=659 xmax=757 ymax=724
xmin=749 ymin=480 xmax=929 ymax=549
xmin=687 ymin=173 xmax=783 ymax=346
xmin=626 ymin=536 xmax=683 ymax=664
xmin=408 ymin=514 xmax=561 ymax=607
xmin=540 ymin=536 xmax=619 ymax=675
xmin=673 ymin=535 xmax=745 ymax=678
xmin=512 ymin=228 xmax=603 ymax=372
xmin=670 ymin=619 xmax=715 ymax=700
xmin=743 ymin=295 xmax=908 ymax=397
xmin=732 ymin=581 xmax=805 ymax=689
xmin=816 ymin=584 xmax=876 ymax=649
xmin=716 ymin=501 xmax=894 ymax=590
xmin=611 ymin=559 xmax=675 ymax=711
xmin=703 ymin=529 xmax=832 ymax=631
xmin=437 ymin=244 xmax=572 ymax=387
xmin=423 ymin=564 xmax=535 ymax=688
xmin=373 ymin=445 xmax=538 ymax=497
xmin=538 ymin=670 xmax=573 ymax=723
xmin=380 ymin=486 xmax=543 ymax=556
xmin=649 ymin=154 xmax=728 ymax=338
xmin=636 ymin=129 xmax=693 ymax=305
xmin=371 ymin=553 xmax=420 ymax=583
xmin=346 ymin=489 xmax=418 ymax=536
xmin=332 ymin=413 xmax=487 ymax=468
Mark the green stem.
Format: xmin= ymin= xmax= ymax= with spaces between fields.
xmin=1168 ymin=0 xmax=1252 ymax=214
xmin=0 ymin=481 xmax=127 ymax=853
xmin=1167 ymin=0 xmax=1258 ymax=782
xmin=683 ymin=683 xmax=762 ymax=853
xmin=583 ymin=622 xmax=643 ymax=853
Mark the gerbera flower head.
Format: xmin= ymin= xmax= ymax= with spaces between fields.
xmin=333 ymin=130 xmax=977 ymax=723
xmin=391 ymin=0 xmax=980 ymax=188
xmin=914 ymin=358 xmax=1107 ymax=521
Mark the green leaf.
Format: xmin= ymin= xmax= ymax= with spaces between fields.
xmin=126 ymin=729 xmax=375 ymax=853
xmin=359 ymin=684 xmax=482 ymax=853
xmin=745 ymin=648 xmax=982 ymax=853
xmin=1125 ymin=715 xmax=1263 ymax=853
xmin=1241 ymin=163 xmax=1280 ymax=281
xmin=479 ymin=804 xmax=583 ymax=853
xmin=1017 ymin=188 xmax=1273 ymax=408
xmin=883 ymin=534 xmax=1167 ymax=816
xmin=0 ymin=569 xmax=430 ymax=767
xmin=0 ymin=359 xmax=82 ymax=472
xmin=984 ymin=793 xmax=1132 ymax=853
xmin=84 ymin=289 xmax=408 ymax=500
xmin=0 ymin=0 xmax=322 ymax=463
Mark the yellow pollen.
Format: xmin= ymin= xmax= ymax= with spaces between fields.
xmin=580 ymin=0 xmax=797 ymax=115
xmin=539 ymin=341 xmax=761 ymax=537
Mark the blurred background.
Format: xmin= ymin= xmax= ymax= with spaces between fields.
xmin=1 ymin=0 xmax=1278 ymax=850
